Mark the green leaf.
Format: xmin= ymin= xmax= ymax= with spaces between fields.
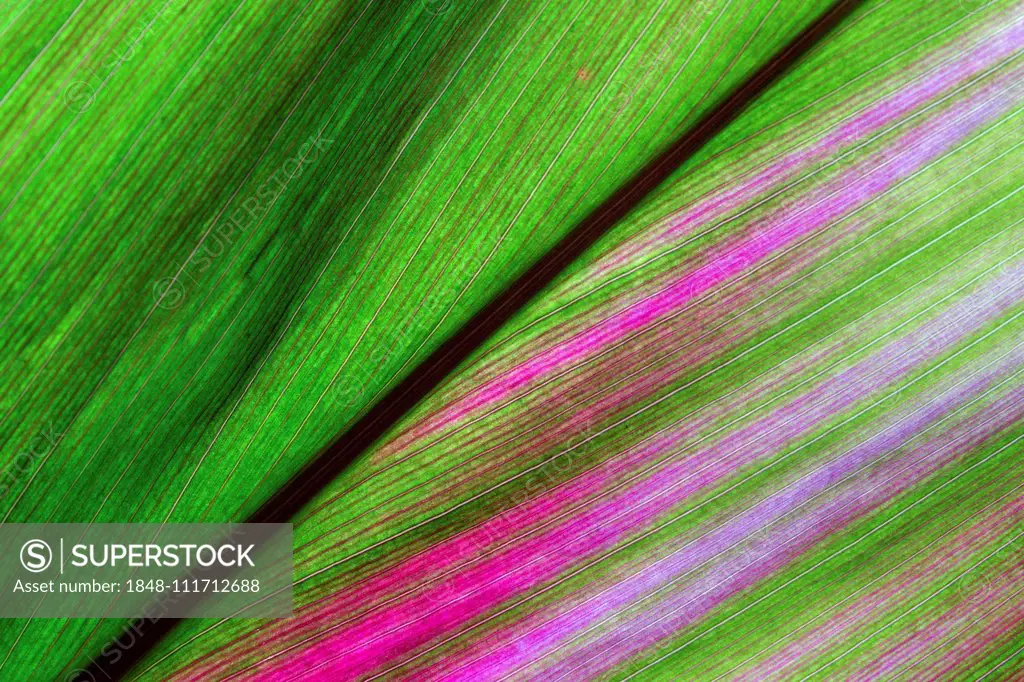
xmin=116 ymin=0 xmax=1024 ymax=679
xmin=0 ymin=0 xmax=843 ymax=676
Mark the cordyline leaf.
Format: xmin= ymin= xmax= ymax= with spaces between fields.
xmin=117 ymin=0 xmax=1024 ymax=679
xmin=0 ymin=0 xmax=843 ymax=677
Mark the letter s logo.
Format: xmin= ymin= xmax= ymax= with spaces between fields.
xmin=20 ymin=539 xmax=52 ymax=573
